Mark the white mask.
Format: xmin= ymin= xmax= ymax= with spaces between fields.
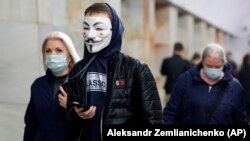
xmin=83 ymin=16 xmax=112 ymax=53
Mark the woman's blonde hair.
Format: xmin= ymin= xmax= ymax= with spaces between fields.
xmin=42 ymin=31 xmax=80 ymax=70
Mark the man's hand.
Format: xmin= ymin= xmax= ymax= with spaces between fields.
xmin=73 ymin=102 xmax=97 ymax=119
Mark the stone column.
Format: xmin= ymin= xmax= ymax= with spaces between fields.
xmin=216 ymin=29 xmax=225 ymax=47
xmin=207 ymin=25 xmax=216 ymax=44
xmin=178 ymin=13 xmax=194 ymax=58
xmin=155 ymin=3 xmax=179 ymax=107
xmin=194 ymin=20 xmax=207 ymax=52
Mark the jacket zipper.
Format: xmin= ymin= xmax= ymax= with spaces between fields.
xmin=101 ymin=63 xmax=108 ymax=141
xmin=208 ymin=86 xmax=212 ymax=93
xmin=83 ymin=76 xmax=88 ymax=110
xmin=100 ymin=108 xmax=104 ymax=141
xmin=78 ymin=76 xmax=88 ymax=141
xmin=78 ymin=125 xmax=84 ymax=141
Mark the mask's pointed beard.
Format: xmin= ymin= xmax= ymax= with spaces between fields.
xmin=90 ymin=45 xmax=92 ymax=52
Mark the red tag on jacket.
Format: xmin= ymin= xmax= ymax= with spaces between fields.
xmin=115 ymin=79 xmax=125 ymax=87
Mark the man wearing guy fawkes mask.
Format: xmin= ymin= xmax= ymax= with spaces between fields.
xmin=66 ymin=2 xmax=163 ymax=141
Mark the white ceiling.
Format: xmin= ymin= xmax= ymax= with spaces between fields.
xmin=168 ymin=0 xmax=250 ymax=36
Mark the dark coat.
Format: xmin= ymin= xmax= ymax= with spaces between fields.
xmin=23 ymin=70 xmax=73 ymax=141
xmin=163 ymin=63 xmax=248 ymax=124
xmin=238 ymin=65 xmax=250 ymax=120
xmin=161 ymin=54 xmax=191 ymax=94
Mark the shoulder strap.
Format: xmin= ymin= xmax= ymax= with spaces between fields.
xmin=206 ymin=83 xmax=228 ymax=124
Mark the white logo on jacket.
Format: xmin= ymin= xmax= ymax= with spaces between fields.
xmin=86 ymin=72 xmax=107 ymax=92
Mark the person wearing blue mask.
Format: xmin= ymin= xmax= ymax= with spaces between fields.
xmin=163 ymin=43 xmax=248 ymax=125
xmin=66 ymin=2 xmax=163 ymax=141
xmin=23 ymin=31 xmax=81 ymax=141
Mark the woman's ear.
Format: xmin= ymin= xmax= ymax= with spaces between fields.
xmin=67 ymin=55 xmax=73 ymax=68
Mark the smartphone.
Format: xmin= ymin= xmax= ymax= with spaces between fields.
xmin=72 ymin=103 xmax=84 ymax=108
xmin=72 ymin=103 xmax=89 ymax=111
xmin=58 ymin=82 xmax=68 ymax=96
xmin=61 ymin=82 xmax=68 ymax=91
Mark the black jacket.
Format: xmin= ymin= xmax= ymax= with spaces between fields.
xmin=66 ymin=52 xmax=163 ymax=140
xmin=161 ymin=55 xmax=191 ymax=94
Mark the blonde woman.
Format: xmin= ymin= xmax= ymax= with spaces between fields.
xmin=23 ymin=31 xmax=80 ymax=141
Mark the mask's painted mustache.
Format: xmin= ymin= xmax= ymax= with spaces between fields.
xmin=85 ymin=38 xmax=100 ymax=43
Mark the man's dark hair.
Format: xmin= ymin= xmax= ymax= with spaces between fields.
xmin=242 ymin=53 xmax=250 ymax=69
xmin=84 ymin=3 xmax=113 ymax=22
xmin=192 ymin=52 xmax=201 ymax=60
xmin=174 ymin=42 xmax=184 ymax=52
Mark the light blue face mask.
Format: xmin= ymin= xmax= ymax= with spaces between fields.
xmin=204 ymin=66 xmax=223 ymax=80
xmin=45 ymin=55 xmax=68 ymax=74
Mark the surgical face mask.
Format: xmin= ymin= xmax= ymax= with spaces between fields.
xmin=82 ymin=16 xmax=112 ymax=53
xmin=45 ymin=55 xmax=68 ymax=74
xmin=204 ymin=66 xmax=223 ymax=80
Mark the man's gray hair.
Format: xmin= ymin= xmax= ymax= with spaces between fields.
xmin=201 ymin=43 xmax=227 ymax=64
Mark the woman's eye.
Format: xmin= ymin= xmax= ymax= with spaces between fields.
xmin=56 ymin=48 xmax=63 ymax=53
xmin=45 ymin=50 xmax=51 ymax=53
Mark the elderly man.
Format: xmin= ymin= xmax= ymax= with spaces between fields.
xmin=163 ymin=43 xmax=248 ymax=124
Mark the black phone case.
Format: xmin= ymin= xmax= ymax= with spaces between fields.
xmin=61 ymin=82 xmax=68 ymax=91
xmin=58 ymin=82 xmax=68 ymax=96
xmin=72 ymin=103 xmax=89 ymax=111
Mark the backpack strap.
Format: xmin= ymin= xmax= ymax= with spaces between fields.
xmin=205 ymin=83 xmax=228 ymax=124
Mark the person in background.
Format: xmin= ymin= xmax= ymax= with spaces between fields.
xmin=23 ymin=31 xmax=80 ymax=141
xmin=226 ymin=50 xmax=238 ymax=78
xmin=163 ymin=43 xmax=248 ymax=124
xmin=190 ymin=52 xmax=201 ymax=67
xmin=238 ymin=53 xmax=250 ymax=123
xmin=66 ymin=2 xmax=163 ymax=141
xmin=160 ymin=42 xmax=192 ymax=103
